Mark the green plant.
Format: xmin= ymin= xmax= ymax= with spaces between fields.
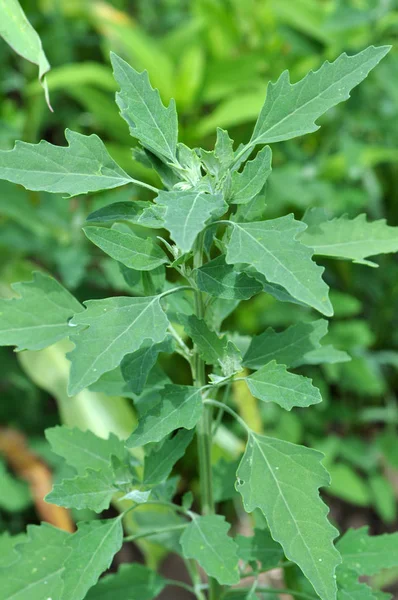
xmin=0 ymin=44 xmax=398 ymax=600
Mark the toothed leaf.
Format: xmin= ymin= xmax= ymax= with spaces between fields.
xmin=0 ymin=129 xmax=133 ymax=196
xmin=67 ymin=295 xmax=169 ymax=395
xmin=236 ymin=433 xmax=340 ymax=600
xmin=250 ymin=46 xmax=391 ymax=146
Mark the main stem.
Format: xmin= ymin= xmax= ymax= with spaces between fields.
xmin=193 ymin=233 xmax=220 ymax=600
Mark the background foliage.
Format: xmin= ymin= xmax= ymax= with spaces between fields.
xmin=0 ymin=0 xmax=398 ymax=597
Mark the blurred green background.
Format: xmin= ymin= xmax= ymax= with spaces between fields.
xmin=0 ymin=0 xmax=398 ymax=594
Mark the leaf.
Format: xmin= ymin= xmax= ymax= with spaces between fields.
xmin=300 ymin=214 xmax=398 ymax=267
xmin=246 ymin=361 xmax=322 ymax=410
xmin=180 ymin=515 xmax=240 ymax=585
xmin=250 ymin=46 xmax=391 ymax=146
xmin=0 ymin=272 xmax=83 ymax=351
xmin=154 ymin=190 xmax=226 ymax=253
xmin=121 ymin=336 xmax=174 ymax=395
xmin=86 ymin=201 xmax=165 ymax=229
xmin=62 ymin=518 xmax=123 ymax=600
xmin=85 ymin=563 xmax=166 ymax=600
xmin=214 ymin=128 xmax=235 ymax=169
xmin=45 ymin=426 xmax=127 ymax=475
xmin=0 ymin=0 xmax=51 ymax=107
xmin=230 ymin=146 xmax=272 ymax=204
xmin=236 ymin=432 xmax=340 ymax=600
xmin=0 ymin=129 xmax=133 ymax=197
xmin=337 ymin=527 xmax=398 ymax=576
xmin=0 ymin=533 xmax=26 ymax=568
xmin=46 ymin=467 xmax=118 ymax=513
xmin=111 ymin=52 xmax=178 ymax=163
xmin=179 ymin=314 xmax=242 ymax=376
xmin=67 ymin=295 xmax=169 ymax=395
xmin=225 ymin=216 xmax=332 ymax=316
xmin=144 ymin=429 xmax=194 ymax=484
xmin=127 ymin=385 xmax=202 ymax=447
xmin=0 ymin=523 xmax=71 ymax=600
xmin=236 ymin=528 xmax=283 ymax=570
xmin=194 ymin=255 xmax=262 ymax=300
xmin=336 ymin=567 xmax=384 ymax=600
xmin=244 ymin=319 xmax=332 ymax=370
xmin=179 ymin=315 xmax=223 ymax=363
xmin=84 ymin=225 xmax=168 ymax=271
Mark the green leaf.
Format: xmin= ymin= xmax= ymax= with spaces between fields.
xmin=111 ymin=52 xmax=178 ymax=163
xmin=155 ymin=190 xmax=226 ymax=253
xmin=0 ymin=272 xmax=83 ymax=351
xmin=244 ymin=319 xmax=335 ymax=370
xmin=62 ymin=518 xmax=123 ymax=600
xmin=0 ymin=129 xmax=133 ymax=197
xmin=215 ymin=128 xmax=235 ymax=169
xmin=84 ymin=225 xmax=168 ymax=271
xmin=144 ymin=429 xmax=194 ymax=483
xmin=179 ymin=314 xmax=222 ymax=363
xmin=236 ymin=528 xmax=283 ymax=570
xmin=180 ymin=515 xmax=240 ymax=585
xmin=0 ymin=523 xmax=71 ymax=600
xmin=179 ymin=314 xmax=242 ymax=375
xmin=194 ymin=255 xmax=262 ymax=300
xmin=127 ymin=384 xmax=202 ymax=447
xmin=300 ymin=214 xmax=398 ymax=267
xmin=85 ymin=563 xmax=166 ymax=600
xmin=225 ymin=216 xmax=332 ymax=316
xmin=67 ymin=295 xmax=169 ymax=395
xmin=46 ymin=467 xmax=118 ymax=512
xmin=250 ymin=46 xmax=391 ymax=146
xmin=236 ymin=433 xmax=340 ymax=600
xmin=121 ymin=336 xmax=174 ymax=395
xmin=0 ymin=533 xmax=26 ymax=568
xmin=0 ymin=0 xmax=51 ymax=107
xmin=45 ymin=426 xmax=127 ymax=475
xmin=230 ymin=146 xmax=272 ymax=204
xmin=86 ymin=201 xmax=165 ymax=229
xmin=337 ymin=527 xmax=398 ymax=576
xmin=337 ymin=567 xmax=383 ymax=600
xmin=246 ymin=361 xmax=322 ymax=410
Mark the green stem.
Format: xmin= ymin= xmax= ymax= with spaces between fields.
xmin=204 ymin=399 xmax=250 ymax=434
xmin=124 ymin=522 xmax=187 ymax=542
xmin=129 ymin=176 xmax=159 ymax=194
xmin=164 ymin=578 xmax=197 ymax=595
xmin=184 ymin=559 xmax=207 ymax=600
xmin=193 ymin=233 xmax=220 ymax=600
